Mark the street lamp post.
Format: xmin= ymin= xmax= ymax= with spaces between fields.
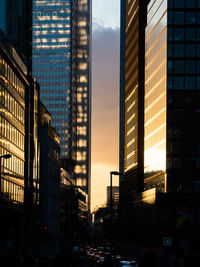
xmin=109 ymin=171 xmax=124 ymax=259
xmin=0 ymin=154 xmax=11 ymax=194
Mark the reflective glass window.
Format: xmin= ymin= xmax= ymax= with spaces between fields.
xmin=197 ymin=77 xmax=200 ymax=89
xmin=186 ymin=44 xmax=196 ymax=57
xmin=168 ymin=12 xmax=173 ymax=24
xmin=186 ymin=0 xmax=196 ymax=8
xmin=174 ymin=0 xmax=184 ymax=8
xmin=174 ymin=28 xmax=184 ymax=40
xmin=168 ymin=27 xmax=173 ymax=40
xmin=168 ymin=44 xmax=173 ymax=56
xmin=174 ymin=44 xmax=184 ymax=57
xmin=185 ymin=77 xmax=195 ymax=89
xmin=197 ymin=46 xmax=200 ymax=57
xmin=186 ymin=12 xmax=196 ymax=24
xmin=197 ymin=29 xmax=200 ymax=40
xmin=167 ymin=76 xmax=173 ymax=89
xmin=174 ymin=60 xmax=184 ymax=73
xmin=198 ymin=0 xmax=200 ymax=8
xmin=174 ymin=12 xmax=184 ymax=24
xmin=197 ymin=61 xmax=200 ymax=72
xmin=186 ymin=28 xmax=195 ymax=40
xmin=185 ymin=61 xmax=195 ymax=73
xmin=168 ymin=60 xmax=173 ymax=73
xmin=197 ymin=13 xmax=200 ymax=24
xmin=174 ymin=76 xmax=184 ymax=89
xmin=168 ymin=0 xmax=173 ymax=8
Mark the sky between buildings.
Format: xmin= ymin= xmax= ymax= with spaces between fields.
xmin=91 ymin=0 xmax=120 ymax=211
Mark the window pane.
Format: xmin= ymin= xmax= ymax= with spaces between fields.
xmin=174 ymin=76 xmax=184 ymax=89
xmin=174 ymin=28 xmax=184 ymax=40
xmin=185 ymin=77 xmax=195 ymax=89
xmin=186 ymin=12 xmax=196 ymax=24
xmin=197 ymin=61 xmax=200 ymax=72
xmin=185 ymin=61 xmax=195 ymax=73
xmin=168 ymin=60 xmax=173 ymax=73
xmin=174 ymin=12 xmax=184 ymax=24
xmin=168 ymin=11 xmax=173 ymax=24
xmin=197 ymin=77 xmax=200 ymax=89
xmin=167 ymin=76 xmax=173 ymax=89
xmin=186 ymin=0 xmax=196 ymax=8
xmin=174 ymin=44 xmax=184 ymax=57
xmin=168 ymin=44 xmax=173 ymax=57
xmin=174 ymin=0 xmax=184 ymax=8
xmin=168 ymin=27 xmax=173 ymax=40
xmin=186 ymin=28 xmax=195 ymax=40
xmin=186 ymin=44 xmax=195 ymax=57
xmin=174 ymin=61 xmax=184 ymax=73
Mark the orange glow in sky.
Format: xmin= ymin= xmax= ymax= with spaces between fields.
xmin=91 ymin=34 xmax=120 ymax=211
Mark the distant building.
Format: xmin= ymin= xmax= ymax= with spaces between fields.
xmin=107 ymin=186 xmax=119 ymax=210
xmin=60 ymin=174 xmax=88 ymax=251
xmin=39 ymin=101 xmax=60 ymax=257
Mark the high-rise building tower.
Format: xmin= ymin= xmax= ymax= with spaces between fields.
xmin=120 ymin=0 xmax=200 ymax=198
xmin=144 ymin=0 xmax=200 ymax=193
xmin=120 ymin=0 xmax=147 ymax=203
xmin=32 ymin=0 xmax=91 ymax=209
xmin=0 ymin=0 xmax=32 ymax=71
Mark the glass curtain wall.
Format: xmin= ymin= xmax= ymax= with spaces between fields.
xmin=144 ymin=0 xmax=167 ymax=191
xmin=124 ymin=0 xmax=139 ymax=172
xmin=33 ymin=0 xmax=91 ymax=205
xmin=32 ymin=0 xmax=72 ymax=158
xmin=0 ymin=53 xmax=26 ymax=203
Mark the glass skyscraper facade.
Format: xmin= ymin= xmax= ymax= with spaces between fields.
xmin=32 ymin=0 xmax=91 ymax=206
xmin=144 ymin=0 xmax=200 ymax=192
xmin=0 ymin=0 xmax=32 ymax=71
xmin=144 ymin=0 xmax=167 ymax=191
xmin=0 ymin=40 xmax=26 ymax=204
xmin=120 ymin=0 xmax=146 ymax=197
xmin=121 ymin=0 xmax=200 ymax=195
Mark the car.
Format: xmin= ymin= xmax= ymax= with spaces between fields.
xmin=119 ymin=260 xmax=138 ymax=267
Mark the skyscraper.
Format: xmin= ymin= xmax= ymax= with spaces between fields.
xmin=119 ymin=0 xmax=200 ymax=250
xmin=32 ymin=0 xmax=91 ymax=208
xmin=144 ymin=0 xmax=200 ymax=193
xmin=0 ymin=0 xmax=32 ymax=71
xmin=120 ymin=0 xmax=200 ymax=198
xmin=120 ymin=0 xmax=147 ymax=202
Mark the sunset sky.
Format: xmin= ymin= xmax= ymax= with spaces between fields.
xmin=91 ymin=0 xmax=120 ymax=211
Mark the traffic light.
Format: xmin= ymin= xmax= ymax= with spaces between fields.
xmin=41 ymin=224 xmax=49 ymax=241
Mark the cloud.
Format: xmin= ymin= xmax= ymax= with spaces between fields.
xmin=92 ymin=0 xmax=120 ymax=30
xmin=92 ymin=27 xmax=120 ymax=167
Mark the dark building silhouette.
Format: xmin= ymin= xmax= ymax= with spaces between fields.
xmin=0 ymin=0 xmax=32 ymax=72
xmin=39 ymin=101 xmax=60 ymax=257
xmin=0 ymin=31 xmax=40 ymax=254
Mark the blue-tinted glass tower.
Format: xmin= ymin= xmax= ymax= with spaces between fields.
xmin=32 ymin=0 xmax=91 ymax=209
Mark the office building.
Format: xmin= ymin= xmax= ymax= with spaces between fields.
xmin=0 ymin=0 xmax=32 ymax=71
xmin=32 ymin=0 xmax=91 ymax=210
xmin=144 ymin=0 xmax=200 ymax=192
xmin=120 ymin=0 xmax=200 ymax=200
xmin=119 ymin=0 xmax=147 ymax=205
xmin=39 ymin=101 xmax=60 ymax=257
xmin=119 ymin=0 xmax=200 ymax=256
xmin=107 ymin=186 xmax=119 ymax=210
